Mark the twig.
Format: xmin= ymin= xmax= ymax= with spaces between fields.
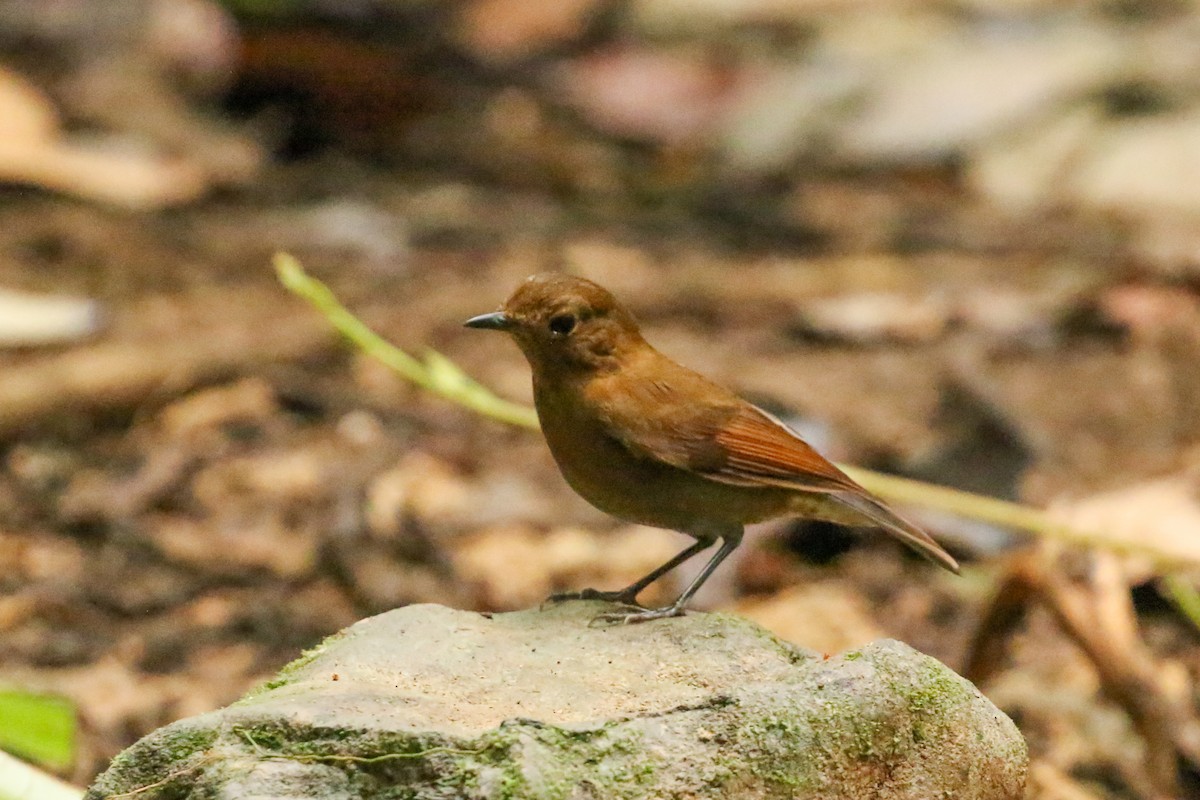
xmin=960 ymin=551 xmax=1040 ymax=685
xmin=102 ymin=757 xmax=220 ymax=800
xmin=838 ymin=469 xmax=1200 ymax=570
xmin=1161 ymin=574 xmax=1200 ymax=632
xmin=968 ymin=546 xmax=1200 ymax=799
xmin=273 ymin=254 xmax=538 ymax=429
xmin=1038 ymin=552 xmax=1200 ymax=797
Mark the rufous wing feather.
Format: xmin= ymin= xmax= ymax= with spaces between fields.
xmin=710 ymin=406 xmax=960 ymax=573
xmin=711 ymin=406 xmax=860 ymax=492
xmin=592 ymin=364 xmax=958 ymax=573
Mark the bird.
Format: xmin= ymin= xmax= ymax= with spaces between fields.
xmin=465 ymin=273 xmax=958 ymax=624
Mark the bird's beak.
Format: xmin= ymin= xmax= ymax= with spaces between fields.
xmin=463 ymin=311 xmax=514 ymax=331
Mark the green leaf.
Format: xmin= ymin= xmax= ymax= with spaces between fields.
xmin=0 ymin=690 xmax=75 ymax=770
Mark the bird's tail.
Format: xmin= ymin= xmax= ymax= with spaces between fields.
xmin=833 ymin=491 xmax=960 ymax=574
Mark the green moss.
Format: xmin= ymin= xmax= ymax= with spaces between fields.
xmin=895 ymin=659 xmax=973 ymax=715
xmin=239 ymin=629 xmax=350 ymax=700
xmin=706 ymin=612 xmax=808 ymax=657
xmin=450 ymin=720 xmax=656 ymax=800
xmin=732 ymin=704 xmax=821 ymax=794
xmin=85 ymin=724 xmax=220 ymax=800
xmin=729 ymin=648 xmax=978 ymax=796
xmin=143 ymin=715 xmax=657 ymax=800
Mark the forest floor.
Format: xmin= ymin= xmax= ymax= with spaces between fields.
xmin=4 ymin=5 xmax=1200 ymax=798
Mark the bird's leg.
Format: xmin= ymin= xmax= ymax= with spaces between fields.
xmin=591 ymin=528 xmax=744 ymax=625
xmin=545 ymin=538 xmax=713 ymax=608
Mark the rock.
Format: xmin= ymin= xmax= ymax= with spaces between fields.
xmin=976 ymin=108 xmax=1200 ymax=221
xmin=968 ymin=107 xmax=1102 ymax=213
xmin=86 ymin=603 xmax=1027 ymax=800
xmin=1069 ymin=111 xmax=1200 ymax=217
xmin=835 ymin=25 xmax=1120 ymax=162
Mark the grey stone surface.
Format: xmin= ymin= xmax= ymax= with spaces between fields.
xmin=86 ymin=602 xmax=1027 ymax=799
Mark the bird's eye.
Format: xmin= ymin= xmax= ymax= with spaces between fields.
xmin=548 ymin=314 xmax=576 ymax=336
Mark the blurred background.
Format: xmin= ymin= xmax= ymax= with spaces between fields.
xmin=2 ymin=0 xmax=1200 ymax=797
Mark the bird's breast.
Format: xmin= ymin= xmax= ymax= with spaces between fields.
xmin=533 ymin=381 xmax=793 ymax=532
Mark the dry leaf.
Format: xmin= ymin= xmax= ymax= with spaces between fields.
xmin=457 ymin=0 xmax=602 ymax=64
xmin=0 ymin=66 xmax=208 ymax=209
xmin=734 ymin=583 xmax=884 ymax=654
xmin=1048 ymin=476 xmax=1200 ymax=570
xmin=554 ymin=47 xmax=738 ymax=144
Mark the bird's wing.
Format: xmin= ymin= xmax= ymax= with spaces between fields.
xmin=706 ymin=406 xmax=958 ymax=571
xmin=704 ymin=405 xmax=861 ymax=493
xmin=710 ymin=406 xmax=959 ymax=572
xmin=593 ymin=369 xmax=959 ymax=572
xmin=589 ymin=357 xmax=854 ymax=493
xmin=587 ymin=369 xmax=734 ymax=474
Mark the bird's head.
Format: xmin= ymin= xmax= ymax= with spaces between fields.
xmin=465 ymin=273 xmax=644 ymax=374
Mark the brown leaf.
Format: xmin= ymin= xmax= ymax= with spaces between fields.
xmin=1048 ymin=476 xmax=1200 ymax=570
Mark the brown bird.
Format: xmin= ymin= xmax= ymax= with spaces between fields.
xmin=466 ymin=273 xmax=958 ymax=624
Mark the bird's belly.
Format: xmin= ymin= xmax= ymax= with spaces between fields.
xmin=563 ymin=457 xmax=774 ymax=531
xmin=538 ymin=403 xmax=792 ymax=531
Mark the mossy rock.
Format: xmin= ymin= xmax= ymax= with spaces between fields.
xmin=86 ymin=602 xmax=1026 ymax=799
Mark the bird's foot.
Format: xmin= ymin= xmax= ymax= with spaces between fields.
xmin=588 ymin=604 xmax=687 ymax=627
xmin=542 ymin=587 xmax=644 ymax=609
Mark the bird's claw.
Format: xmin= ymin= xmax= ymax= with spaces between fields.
xmin=542 ymin=587 xmax=643 ymax=609
xmin=588 ymin=605 xmax=687 ymax=627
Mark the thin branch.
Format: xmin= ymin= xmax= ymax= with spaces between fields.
xmin=1161 ymin=574 xmax=1200 ymax=632
xmin=273 ymin=253 xmax=538 ymax=429
xmin=839 ymin=468 xmax=1196 ymax=569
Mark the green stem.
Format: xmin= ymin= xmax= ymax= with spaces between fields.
xmin=840 ymin=468 xmax=1186 ymax=567
xmin=274 ymin=254 xmax=538 ymax=429
xmin=1161 ymin=574 xmax=1200 ymax=631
